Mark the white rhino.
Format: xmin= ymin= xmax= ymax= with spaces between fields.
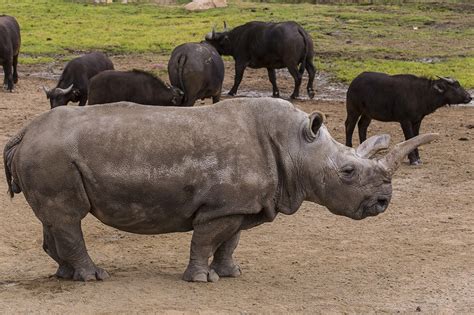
xmin=3 ymin=98 xmax=437 ymax=282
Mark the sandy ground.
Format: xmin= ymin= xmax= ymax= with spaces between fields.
xmin=0 ymin=57 xmax=473 ymax=313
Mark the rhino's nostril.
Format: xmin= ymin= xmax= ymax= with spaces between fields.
xmin=377 ymin=197 xmax=389 ymax=211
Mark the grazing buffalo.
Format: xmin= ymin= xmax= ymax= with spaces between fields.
xmin=0 ymin=15 xmax=21 ymax=92
xmin=168 ymin=42 xmax=225 ymax=106
xmin=43 ymin=52 xmax=114 ymax=108
xmin=205 ymin=21 xmax=316 ymax=99
xmin=345 ymin=72 xmax=472 ymax=165
xmin=88 ymin=69 xmax=184 ymax=106
xmin=4 ymin=97 xmax=437 ymax=282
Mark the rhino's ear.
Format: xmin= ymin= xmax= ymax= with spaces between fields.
xmin=356 ymin=134 xmax=391 ymax=158
xmin=305 ymin=111 xmax=325 ymax=142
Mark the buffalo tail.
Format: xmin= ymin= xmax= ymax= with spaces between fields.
xmin=177 ymin=54 xmax=188 ymax=105
xmin=297 ymin=28 xmax=308 ymax=76
xmin=3 ymin=128 xmax=25 ymax=198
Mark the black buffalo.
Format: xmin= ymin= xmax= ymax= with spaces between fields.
xmin=345 ymin=72 xmax=472 ymax=165
xmin=43 ymin=52 xmax=114 ymax=108
xmin=205 ymin=21 xmax=316 ymax=99
xmin=168 ymin=42 xmax=224 ymax=106
xmin=88 ymin=69 xmax=184 ymax=106
xmin=0 ymin=15 xmax=21 ymax=92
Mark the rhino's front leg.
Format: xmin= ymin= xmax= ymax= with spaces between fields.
xmin=183 ymin=216 xmax=243 ymax=283
xmin=210 ymin=231 xmax=242 ymax=278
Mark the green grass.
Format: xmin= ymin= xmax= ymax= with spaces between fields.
xmin=1 ymin=0 xmax=473 ymax=87
xmin=317 ymin=57 xmax=474 ymax=87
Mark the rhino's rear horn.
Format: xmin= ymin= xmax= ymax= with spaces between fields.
xmin=356 ymin=134 xmax=391 ymax=159
xmin=380 ymin=133 xmax=439 ymax=175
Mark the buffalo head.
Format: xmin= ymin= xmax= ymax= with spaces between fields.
xmin=167 ymin=84 xmax=185 ymax=106
xmin=43 ymin=84 xmax=81 ymax=109
xmin=301 ymin=112 xmax=438 ymax=220
xmin=205 ymin=23 xmax=232 ymax=56
xmin=433 ymin=76 xmax=472 ymax=105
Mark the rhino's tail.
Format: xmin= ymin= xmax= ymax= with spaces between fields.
xmin=3 ymin=128 xmax=25 ymax=198
xmin=177 ymin=54 xmax=188 ymax=105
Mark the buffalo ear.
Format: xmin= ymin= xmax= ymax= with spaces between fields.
xmin=305 ymin=111 xmax=325 ymax=142
xmin=433 ymin=83 xmax=445 ymax=93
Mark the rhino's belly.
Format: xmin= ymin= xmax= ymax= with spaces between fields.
xmin=89 ymin=203 xmax=195 ymax=235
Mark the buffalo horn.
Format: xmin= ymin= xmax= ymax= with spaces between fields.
xmin=57 ymin=84 xmax=74 ymax=95
xmin=42 ymin=86 xmax=51 ymax=96
xmin=436 ymin=75 xmax=455 ymax=84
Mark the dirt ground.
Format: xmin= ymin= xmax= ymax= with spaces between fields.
xmin=0 ymin=57 xmax=473 ymax=314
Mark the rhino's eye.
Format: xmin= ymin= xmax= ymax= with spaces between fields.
xmin=341 ymin=165 xmax=355 ymax=178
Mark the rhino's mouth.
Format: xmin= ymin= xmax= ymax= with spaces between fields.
xmin=353 ymin=195 xmax=391 ymax=220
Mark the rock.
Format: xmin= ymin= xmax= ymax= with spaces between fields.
xmin=184 ymin=0 xmax=227 ymax=11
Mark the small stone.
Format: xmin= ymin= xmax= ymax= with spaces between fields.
xmin=416 ymin=306 xmax=421 ymax=312
xmin=458 ymin=137 xmax=468 ymax=141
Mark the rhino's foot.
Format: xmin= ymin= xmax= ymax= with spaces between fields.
xmin=210 ymin=261 xmax=241 ymax=278
xmin=73 ymin=266 xmax=109 ymax=281
xmin=182 ymin=265 xmax=219 ymax=283
xmin=55 ymin=264 xmax=75 ymax=279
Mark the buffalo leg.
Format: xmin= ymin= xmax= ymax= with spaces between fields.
xmin=210 ymin=231 xmax=241 ymax=278
xmin=412 ymin=120 xmax=422 ymax=161
xmin=357 ymin=115 xmax=372 ymax=144
xmin=13 ymin=54 xmax=19 ymax=84
xmin=2 ymin=66 xmax=5 ymax=87
xmin=183 ymin=216 xmax=242 ymax=283
xmin=288 ymin=64 xmax=302 ymax=99
xmin=229 ymin=62 xmax=246 ymax=96
xmin=267 ymin=68 xmax=280 ymax=98
xmin=50 ymin=221 xmax=109 ymax=281
xmin=212 ymin=94 xmax=220 ymax=104
xmin=400 ymin=121 xmax=419 ymax=165
xmin=42 ymin=224 xmax=74 ymax=279
xmin=3 ymin=60 xmax=13 ymax=91
xmin=305 ymin=57 xmax=316 ymax=99
xmin=345 ymin=110 xmax=359 ymax=147
xmin=78 ymin=96 xmax=87 ymax=107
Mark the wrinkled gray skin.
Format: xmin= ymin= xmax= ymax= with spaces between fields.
xmin=3 ymin=98 xmax=437 ymax=282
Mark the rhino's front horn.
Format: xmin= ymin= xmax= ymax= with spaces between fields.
xmin=379 ymin=133 xmax=439 ymax=175
xmin=356 ymin=134 xmax=391 ymax=158
xmin=57 ymin=84 xmax=74 ymax=95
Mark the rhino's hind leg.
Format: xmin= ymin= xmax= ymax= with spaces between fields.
xmin=210 ymin=231 xmax=242 ymax=278
xmin=42 ymin=224 xmax=74 ymax=279
xmin=183 ymin=216 xmax=242 ymax=283
xmin=49 ymin=222 xmax=109 ymax=281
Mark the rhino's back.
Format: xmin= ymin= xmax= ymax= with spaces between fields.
xmin=14 ymin=98 xmax=304 ymax=233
